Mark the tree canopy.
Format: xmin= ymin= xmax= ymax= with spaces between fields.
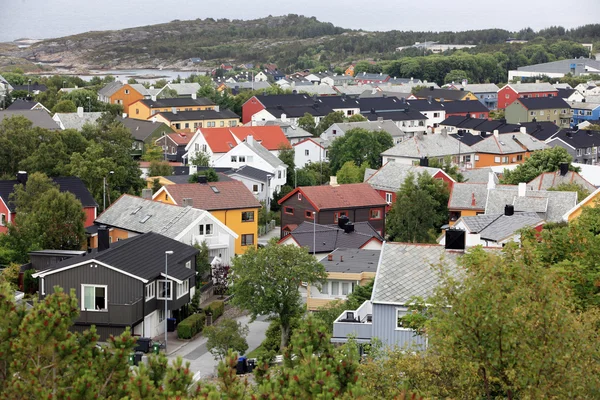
xmin=328 ymin=128 xmax=393 ymax=174
xmin=501 ymin=146 xmax=575 ymax=184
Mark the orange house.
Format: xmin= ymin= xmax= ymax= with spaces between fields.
xmin=129 ymin=97 xmax=215 ymax=121
xmin=344 ymin=64 xmax=355 ymax=77
xmin=468 ymin=131 xmax=545 ymax=168
xmin=97 ymin=82 xmax=149 ymax=114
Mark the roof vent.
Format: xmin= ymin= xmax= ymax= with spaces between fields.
xmin=210 ymin=186 xmax=220 ymax=193
xmin=140 ymin=215 xmax=152 ymax=223
xmin=131 ymin=206 xmax=142 ymax=215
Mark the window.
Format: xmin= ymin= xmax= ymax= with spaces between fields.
xmin=305 ymin=210 xmax=314 ymax=219
xmin=334 ymin=211 xmax=348 ymax=223
xmin=517 ymin=155 xmax=523 ymax=161
xmin=241 ymin=234 xmax=254 ymax=246
xmin=242 ymin=211 xmax=255 ymax=222
xmin=195 ymin=143 xmax=200 ymax=151
xmin=586 ymin=147 xmax=591 ymax=155
xmin=331 ymin=281 xmax=339 ymax=296
xmin=199 ymin=225 xmax=204 ymax=235
xmin=82 ymin=285 xmax=107 ymax=311
xmin=554 ymin=110 xmax=558 ymax=115
xmin=284 ymin=206 xmax=294 ymax=215
xmin=125 ymin=89 xmax=130 ymax=94
xmin=577 ymin=149 xmax=583 ymax=156
xmin=185 ymin=123 xmax=189 ymax=129
xmin=370 ymin=208 xmax=382 ymax=220
xmin=494 ymin=156 xmax=501 ymax=163
xmin=194 ymin=122 xmax=199 ymax=129
xmin=185 ymin=261 xmax=191 ymax=269
xmin=261 ymin=183 xmax=265 ymax=191
xmin=298 ymin=193 xmax=302 ymax=201
xmin=145 ymin=282 xmax=155 ymax=301
xmin=540 ymin=110 xmax=545 ymax=116
xmin=278 ymin=170 xmax=282 ymax=179
xmin=321 ymin=282 xmax=328 ymax=294
xmin=342 ymin=282 xmax=350 ymax=296
xmin=333 ymin=129 xmax=337 ymax=135
xmin=220 ymin=121 xmax=225 ymax=127
xmin=0 ymin=213 xmax=6 ymax=226
xmin=505 ymin=94 xmax=510 ymax=99
xmin=396 ymin=307 xmax=409 ymax=329
xmin=157 ymin=280 xmax=172 ymax=300
xmin=252 ymin=184 xmax=259 ymax=192
xmin=231 ymin=155 xmax=238 ymax=162
xmin=239 ymin=156 xmax=246 ymax=162
xmin=177 ymin=279 xmax=189 ymax=299
xmin=385 ymin=192 xmax=393 ymax=204
xmin=158 ymin=309 xmax=165 ymax=322
xmin=201 ymin=144 xmax=207 ymax=152
xmin=433 ymin=112 xmax=440 ymax=118
xmin=502 ymin=156 xmax=509 ymax=163
xmin=136 ymin=108 xmax=139 ymax=115
xmin=530 ymin=111 xmax=536 ymax=116
xmin=305 ymin=149 xmax=310 ymax=156
xmin=205 ymin=224 xmax=213 ymax=235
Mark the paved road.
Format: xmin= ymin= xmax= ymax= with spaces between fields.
xmin=168 ymin=314 xmax=270 ymax=377
xmin=258 ymin=226 xmax=281 ymax=246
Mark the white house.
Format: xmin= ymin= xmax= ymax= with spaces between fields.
xmin=226 ymin=165 xmax=274 ymax=203
xmin=293 ymin=137 xmax=329 ymax=167
xmin=321 ymin=120 xmax=407 ymax=143
xmin=254 ymin=71 xmax=269 ymax=82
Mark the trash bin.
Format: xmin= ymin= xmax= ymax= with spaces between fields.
xmin=135 ymin=337 xmax=152 ymax=353
xmin=167 ymin=318 xmax=177 ymax=332
xmin=128 ymin=353 xmax=135 ymax=366
xmin=152 ymin=342 xmax=161 ymax=355
xmin=134 ymin=351 xmax=144 ymax=365
xmin=236 ymin=356 xmax=247 ymax=375
xmin=247 ymin=358 xmax=256 ymax=373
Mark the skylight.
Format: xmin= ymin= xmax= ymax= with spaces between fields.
xmin=131 ymin=206 xmax=142 ymax=215
xmin=140 ymin=215 xmax=152 ymax=223
xmin=210 ymin=186 xmax=220 ymax=193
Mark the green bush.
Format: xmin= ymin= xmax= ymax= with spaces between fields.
xmin=205 ymin=300 xmax=225 ymax=320
xmin=176 ymin=312 xmax=206 ymax=339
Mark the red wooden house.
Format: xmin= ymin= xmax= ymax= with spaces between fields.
xmin=497 ymin=82 xmax=559 ymax=110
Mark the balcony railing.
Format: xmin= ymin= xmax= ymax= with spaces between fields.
xmin=195 ymin=234 xmax=229 ymax=248
xmin=332 ymin=301 xmax=373 ymax=342
xmin=79 ymin=297 xmax=144 ymax=326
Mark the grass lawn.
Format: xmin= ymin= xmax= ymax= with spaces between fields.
xmin=245 ymin=344 xmax=264 ymax=358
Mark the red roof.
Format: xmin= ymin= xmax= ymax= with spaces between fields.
xmin=160 ymin=180 xmax=261 ymax=211
xmin=201 ymin=126 xmax=290 ymax=153
xmin=139 ymin=161 xmax=183 ymax=168
xmin=168 ymin=132 xmax=192 ymax=145
xmin=278 ymin=183 xmax=388 ymax=211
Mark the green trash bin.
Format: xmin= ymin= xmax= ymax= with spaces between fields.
xmin=128 ymin=353 xmax=135 ymax=366
xmin=152 ymin=342 xmax=161 ymax=355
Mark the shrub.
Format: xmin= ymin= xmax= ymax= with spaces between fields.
xmin=177 ymin=312 xmax=206 ymax=339
xmin=205 ymin=300 xmax=225 ymax=320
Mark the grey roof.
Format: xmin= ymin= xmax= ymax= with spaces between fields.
xmin=335 ymin=85 xmax=375 ymax=95
xmin=517 ymin=58 xmax=600 ymax=74
xmin=155 ymin=109 xmax=239 ymax=121
xmin=527 ymin=171 xmax=597 ymax=192
xmin=245 ymin=139 xmax=286 ymax=169
xmin=461 ymin=83 xmax=500 ymax=93
xmin=6 ymin=99 xmax=41 ymax=110
xmin=0 ymin=110 xmax=59 ymax=130
xmin=118 ymin=117 xmax=172 ymax=141
xmin=381 ymin=133 xmax=472 ymax=159
xmin=129 ymin=84 xmax=152 ymax=96
xmin=470 ymin=132 xmax=546 ymax=154
xmin=285 ymin=222 xmax=383 ymax=253
xmin=225 ymin=81 xmax=271 ymax=91
xmin=95 ymin=194 xmax=211 ymax=238
xmin=226 ymin=165 xmax=273 ymax=182
xmin=569 ymin=101 xmax=600 ymax=111
xmin=462 ymin=168 xmax=499 ymax=184
xmin=164 ymin=83 xmax=201 ymax=96
xmin=287 ymin=83 xmax=338 ymax=95
xmin=98 ymin=81 xmax=123 ymax=97
xmin=54 ymin=112 xmax=104 ymax=130
xmin=319 ymin=248 xmax=381 ymax=274
xmin=371 ymin=242 xmax=462 ymax=304
xmin=505 ymin=82 xmax=558 ymax=93
xmin=365 ymin=162 xmax=447 ymax=192
xmin=485 ymin=187 xmax=577 ymax=222
xmin=326 ymin=120 xmax=405 ymax=138
xmin=461 ymin=212 xmax=543 ymax=242
xmin=246 ymin=120 xmax=313 ymax=139
xmin=38 ymin=232 xmax=197 ymax=282
xmin=448 ymin=183 xmax=492 ymax=210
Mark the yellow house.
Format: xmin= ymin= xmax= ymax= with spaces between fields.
xmin=129 ymin=97 xmax=215 ymax=121
xmin=562 ymin=187 xmax=600 ymax=222
xmin=151 ymin=180 xmax=260 ymax=254
xmin=306 ymin=248 xmax=379 ymax=311
xmin=150 ymin=107 xmax=240 ymax=132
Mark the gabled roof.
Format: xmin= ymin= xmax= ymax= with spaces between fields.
xmin=155 ymin=180 xmax=261 ymax=211
xmin=54 ymin=112 xmax=104 ymax=130
xmin=12 ymin=84 xmax=47 ymax=92
xmin=404 ymin=99 xmax=445 ymax=112
xmin=164 ymin=132 xmax=192 ymax=146
xmin=440 ymin=100 xmax=490 ymax=114
xmin=547 ymin=129 xmax=600 ymax=148
xmin=278 ymin=183 xmax=387 ymax=210
xmin=365 ymin=109 xmax=427 ymax=122
xmin=381 ymin=133 xmax=472 ymax=159
xmin=520 ymin=121 xmax=561 ymax=141
xmin=569 ymin=101 xmax=600 ymax=111
xmin=325 ymin=120 xmax=405 ymax=137
xmin=371 ymin=242 xmax=462 ymax=304
xmin=469 ymin=132 xmax=546 ymax=154
xmin=95 ymin=194 xmax=236 ymax=239
xmin=319 ymin=248 xmax=381 ymax=274
xmin=154 ymin=109 xmax=239 ymax=122
xmin=188 ymin=126 xmax=289 ymax=153
xmin=264 ymin=104 xmax=334 ymax=118
xmin=0 ymin=110 xmax=59 ymax=130
xmin=364 ymin=162 xmax=453 ymax=192
xmin=528 ymin=170 xmax=596 ymax=192
xmin=462 ymin=168 xmax=499 ymax=184
xmin=461 ymin=212 xmax=544 ymax=242
xmin=164 ymin=83 xmax=201 ymax=96
xmin=502 ymin=82 xmax=558 ymax=94
xmin=514 ymin=97 xmax=570 ymax=110
xmin=414 ymin=88 xmax=472 ymax=101
xmin=485 ymin=187 xmax=577 ymax=222
xmin=226 ymin=165 xmax=273 ymax=182
xmin=98 ymin=81 xmax=124 ymax=97
xmin=34 ymin=232 xmax=198 ymax=282
xmin=240 ymin=138 xmax=286 ymax=169
xmin=117 ymin=117 xmax=172 ymax=141
xmin=448 ymin=182 xmax=493 ymax=211
xmin=6 ymin=99 xmax=47 ymax=111
xmin=462 ymin=83 xmax=500 ymax=93
xmin=138 ymin=97 xmax=214 ymax=108
xmin=280 ymin=221 xmax=383 ymax=253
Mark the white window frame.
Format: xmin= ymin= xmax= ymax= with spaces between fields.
xmin=185 ymin=260 xmax=191 ymax=269
xmin=81 ymin=284 xmax=108 ymax=312
xmin=177 ymin=279 xmax=189 ymax=299
xmin=157 ymin=280 xmax=173 ymax=300
xmin=205 ymin=224 xmax=213 ymax=235
xmin=396 ymin=307 xmax=411 ymax=330
xmin=385 ymin=192 xmax=393 ymax=204
xmin=0 ymin=213 xmax=6 ymax=226
xmin=158 ymin=308 xmax=165 ymax=322
xmin=145 ymin=282 xmax=155 ymax=301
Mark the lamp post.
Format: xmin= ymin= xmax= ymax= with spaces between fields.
xmin=27 ymin=79 xmax=31 ymax=96
xmin=86 ymin=96 xmax=91 ymax=113
xmin=0 ymin=95 xmax=4 ymax=110
xmin=312 ymin=211 xmax=316 ymax=256
xmin=103 ymin=171 xmax=114 ymax=211
xmin=164 ymin=250 xmax=174 ymax=354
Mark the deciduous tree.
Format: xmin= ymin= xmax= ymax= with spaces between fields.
xmin=501 ymin=146 xmax=575 ymax=184
xmin=328 ymin=128 xmax=393 ymax=173
xmin=204 ymin=318 xmax=249 ymax=360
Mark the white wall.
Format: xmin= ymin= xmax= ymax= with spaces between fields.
xmin=293 ymin=140 xmax=328 ymax=167
xmin=418 ymin=110 xmax=446 ymax=127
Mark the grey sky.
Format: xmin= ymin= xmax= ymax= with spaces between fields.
xmin=2 ymin=0 xmax=599 ymax=42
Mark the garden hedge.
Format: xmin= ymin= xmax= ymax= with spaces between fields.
xmin=177 ymin=312 xmax=206 ymax=339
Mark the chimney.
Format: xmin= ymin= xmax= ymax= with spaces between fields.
xmin=493 ymin=129 xmax=499 ymax=138
xmin=77 ymin=107 xmax=84 ymax=118
xmin=487 ymin=171 xmax=496 ymax=190
xmin=519 ymin=126 xmax=527 ymax=134
xmin=327 ymin=254 xmax=333 ymax=261
xmin=151 ymin=95 xmax=157 ymax=101
xmin=172 ymin=107 xmax=177 ymax=114
xmin=419 ymin=157 xmax=429 ymax=167
xmin=427 ymin=96 xmax=433 ymax=103
xmin=338 ymin=215 xmax=349 ymax=229
xmin=191 ymin=93 xmax=197 ymax=100
xmin=246 ymin=135 xmax=254 ymax=145
xmin=281 ymin=113 xmax=287 ymax=122
xmin=97 ymin=225 xmax=110 ymax=252
xmin=559 ymin=162 xmax=569 ymax=176
xmin=445 ymin=228 xmax=466 ymax=250
xmin=16 ymin=171 xmax=28 ymax=185
xmin=429 ymin=86 xmax=434 ymax=91
xmin=214 ymin=105 xmax=220 ymax=112
xmin=440 ymin=97 xmax=445 ymax=103
xmin=343 ymin=223 xmax=354 ymax=234
xmin=329 ymin=176 xmax=339 ymax=186
xmin=504 ymin=204 xmax=515 ymax=216
xmin=197 ymin=175 xmax=208 ymax=184
xmin=518 ymin=182 xmax=527 ymax=197
xmin=182 ymin=198 xmax=193 ymax=207
xmin=340 ymin=255 xmax=344 ymax=262
xmin=141 ymin=188 xmax=153 ymax=199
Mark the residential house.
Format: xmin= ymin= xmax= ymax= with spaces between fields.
xmin=461 ymin=167 xmax=500 ymax=184
xmin=145 ymin=169 xmax=234 ymax=188
xmin=344 ymin=65 xmax=355 ymax=76
xmin=246 ymin=119 xmax=313 ymax=145
xmin=212 ymin=135 xmax=288 ymax=196
xmin=151 ymin=108 xmax=240 ymax=132
xmin=12 ymin=83 xmax=47 ymax=95
xmin=364 ymin=162 xmax=455 ymax=211
xmin=52 ymin=108 xmax=103 ymax=130
xmin=557 ymin=88 xmax=585 ymax=102
xmin=439 ymin=115 xmax=518 ymax=135
xmin=282 ymin=82 xmax=338 ymax=96
xmin=497 ymin=82 xmax=559 ymax=110
xmin=225 ymin=165 xmax=274 ymax=203
xmin=118 ymin=117 xmax=174 ymax=158
xmin=33 ymin=231 xmax=198 ymax=340
xmin=354 ymin=72 xmax=390 ymax=85
xmin=332 ymin=241 xmax=461 ymax=348
xmin=528 ymin=163 xmax=597 ymax=193
xmin=403 ymin=99 xmax=447 ymax=127
xmin=306 ymin=248 xmax=380 ymax=311
xmin=278 ymin=220 xmax=383 ymax=257
xmin=460 ymin=83 xmax=500 ymax=109
xmin=293 ymin=137 xmax=329 ymax=167
xmin=0 ymin=110 xmax=59 ymax=130
xmin=575 ymin=82 xmax=600 ymax=96
xmin=448 ymin=181 xmax=495 ymax=224
xmin=0 ymin=172 xmax=97 ymax=234
xmin=278 ymin=183 xmax=388 ymax=237
xmin=152 ymin=180 xmax=261 ymax=254
xmin=465 ymin=130 xmax=547 ymax=167
xmin=222 ymin=81 xmax=272 ymax=93
xmin=154 ymin=132 xmax=192 ymax=163
xmin=413 ymin=87 xmax=477 ymax=101
xmin=97 ymin=82 xmax=152 ymax=114
xmin=6 ymin=99 xmax=51 ymax=113
xmin=440 ymin=100 xmax=490 ymax=119
xmin=0 ymin=75 xmax=13 ymax=98
xmin=129 ymin=97 xmax=215 ymax=121
xmin=563 ymin=187 xmax=600 ymax=222
xmin=569 ymin=101 xmax=600 ymax=127
xmin=90 ymin=193 xmax=237 ymax=264
xmin=159 ymin=83 xmax=201 ymax=98
xmin=321 ymin=120 xmax=407 ymax=144
xmin=139 ymin=161 xmax=184 ymax=179
xmin=508 ymin=58 xmax=600 ymax=81
xmin=505 ymin=97 xmax=571 ymax=127
xmin=546 ymin=129 xmax=600 ymax=164
xmin=321 ymin=74 xmax=355 ymax=87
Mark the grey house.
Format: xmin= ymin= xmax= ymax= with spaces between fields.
xmin=33 ymin=230 xmax=198 ymax=340
xmin=332 ymin=241 xmax=461 ymax=348
xmin=546 ymin=128 xmax=600 ymax=165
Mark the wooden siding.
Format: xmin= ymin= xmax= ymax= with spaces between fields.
xmin=71 ymin=324 xmax=130 ymax=342
xmin=372 ymin=303 xmax=427 ymax=349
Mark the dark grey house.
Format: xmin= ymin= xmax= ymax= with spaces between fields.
xmin=33 ymin=230 xmax=198 ymax=340
xmin=546 ymin=128 xmax=600 ymax=165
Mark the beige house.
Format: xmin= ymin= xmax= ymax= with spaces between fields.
xmin=505 ymin=97 xmax=571 ymax=127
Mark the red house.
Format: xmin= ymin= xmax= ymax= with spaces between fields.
xmin=497 ymin=82 xmax=559 ymax=110
xmin=0 ymin=173 xmax=98 ymax=234
xmin=442 ymin=100 xmax=490 ymax=119
xmin=364 ymin=162 xmax=455 ymax=212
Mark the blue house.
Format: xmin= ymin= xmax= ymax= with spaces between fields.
xmin=461 ymin=83 xmax=500 ymax=110
xmin=570 ymin=101 xmax=600 ymax=127
xmin=331 ymin=240 xmax=462 ymax=349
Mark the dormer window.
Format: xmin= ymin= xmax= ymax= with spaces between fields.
xmin=298 ymin=193 xmax=302 ymax=201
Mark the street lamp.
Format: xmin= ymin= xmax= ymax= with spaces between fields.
xmin=313 ymin=211 xmax=316 ymax=256
xmin=86 ymin=96 xmax=91 ymax=113
xmin=27 ymin=79 xmax=31 ymax=96
xmin=164 ymin=250 xmax=174 ymax=354
xmin=63 ymin=80 xmax=66 ymax=89
xmin=103 ymin=171 xmax=114 ymax=211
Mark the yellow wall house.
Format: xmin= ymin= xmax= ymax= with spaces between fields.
xmin=306 ymin=248 xmax=379 ymax=311
xmin=150 ymin=107 xmax=240 ymax=132
xmin=152 ymin=180 xmax=260 ymax=254
xmin=562 ymin=187 xmax=600 ymax=222
xmin=129 ymin=97 xmax=215 ymax=121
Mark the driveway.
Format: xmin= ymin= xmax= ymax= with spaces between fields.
xmin=258 ymin=226 xmax=281 ymax=246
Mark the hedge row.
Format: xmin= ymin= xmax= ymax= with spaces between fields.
xmin=205 ymin=300 xmax=224 ymax=319
xmin=177 ymin=313 xmax=206 ymax=339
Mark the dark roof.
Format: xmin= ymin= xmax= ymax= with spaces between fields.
xmin=253 ymin=94 xmax=314 ymax=108
xmin=226 ymin=165 xmax=273 ymax=182
xmin=550 ymin=129 xmax=600 ymax=148
xmin=155 ymin=109 xmax=239 ymax=121
xmin=265 ymin=104 xmax=334 ymax=118
xmin=117 ymin=117 xmax=172 ymax=141
xmin=138 ymin=97 xmax=214 ymax=108
xmin=319 ymin=248 xmax=381 ymax=274
xmin=6 ymin=99 xmax=38 ymax=110
xmin=557 ymin=88 xmax=576 ymax=98
xmin=366 ymin=109 xmax=426 ymax=122
xmin=414 ymin=88 xmax=471 ymax=101
xmin=251 ymin=94 xmax=411 ymax=114
xmin=440 ymin=100 xmax=490 ymax=114
xmin=450 ymin=132 xmax=486 ymax=146
xmin=0 ymin=110 xmax=59 ymax=130
xmin=12 ymin=84 xmax=47 ymax=92
xmin=0 ymin=176 xmax=97 ymax=212
xmin=516 ymin=97 xmax=570 ymax=110
xmin=38 ymin=232 xmax=197 ymax=282
xmin=457 ymin=117 xmax=487 ymax=129
xmin=283 ymin=222 xmax=382 ymax=253
xmin=164 ymin=171 xmax=234 ymax=184
xmin=405 ymin=99 xmax=445 ymax=112
xmin=520 ymin=121 xmax=560 ymax=141
xmin=440 ymin=115 xmax=469 ymax=127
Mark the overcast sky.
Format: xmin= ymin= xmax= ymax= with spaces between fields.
xmin=2 ymin=0 xmax=599 ymax=42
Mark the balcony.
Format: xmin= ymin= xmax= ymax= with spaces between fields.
xmin=78 ymin=297 xmax=144 ymax=326
xmin=332 ymin=301 xmax=372 ymax=343
xmin=194 ymin=234 xmax=230 ymax=249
